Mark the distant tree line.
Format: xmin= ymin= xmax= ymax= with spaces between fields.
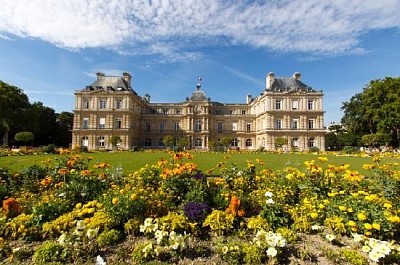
xmin=326 ymin=77 xmax=400 ymax=150
xmin=0 ymin=80 xmax=73 ymax=148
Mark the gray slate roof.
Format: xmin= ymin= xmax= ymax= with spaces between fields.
xmin=269 ymin=77 xmax=313 ymax=92
xmin=85 ymin=76 xmax=131 ymax=92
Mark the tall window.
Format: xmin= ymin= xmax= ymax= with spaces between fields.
xmin=231 ymin=138 xmax=238 ymax=147
xmin=245 ymin=139 xmax=252 ymax=147
xmin=308 ymin=119 xmax=314 ymax=129
xmin=174 ymin=138 xmax=179 ymax=146
xmin=174 ymin=122 xmax=180 ymax=132
xmin=292 ymin=100 xmax=298 ymax=110
xmin=275 ymin=100 xmax=282 ymax=110
xmin=145 ymin=122 xmax=151 ymax=132
xmin=163 ymin=109 xmax=168 ymax=115
xmin=83 ymin=118 xmax=89 ymax=129
xmin=83 ymin=99 xmax=89 ymax=109
xmin=275 ymin=119 xmax=282 ymax=129
xmin=99 ymin=136 xmax=105 ymax=147
xmin=99 ymin=99 xmax=106 ymax=109
xmin=82 ymin=136 xmax=89 ymax=147
xmin=144 ymin=138 xmax=152 ymax=147
xmin=195 ymin=120 xmax=202 ymax=132
xmin=175 ymin=109 xmax=181 ymax=115
xmin=292 ymin=138 xmax=299 ymax=148
xmin=217 ymin=122 xmax=223 ymax=133
xmin=159 ymin=122 xmax=165 ymax=132
xmin=246 ymin=123 xmax=252 ymax=132
xmin=115 ymin=99 xmax=122 ymax=109
xmin=115 ymin=118 xmax=122 ymax=129
xmin=232 ymin=122 xmax=238 ymax=131
xmin=291 ymin=119 xmax=298 ymax=129
xmin=308 ymin=138 xmax=315 ymax=148
xmin=99 ymin=118 xmax=106 ymax=129
xmin=158 ymin=138 xmax=164 ymax=147
xmin=308 ymin=99 xmax=314 ymax=110
xmin=194 ymin=138 xmax=202 ymax=148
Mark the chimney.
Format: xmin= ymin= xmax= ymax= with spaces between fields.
xmin=144 ymin=93 xmax=150 ymax=103
xmin=266 ymin=72 xmax=275 ymax=90
xmin=122 ymin=72 xmax=132 ymax=86
xmin=246 ymin=94 xmax=252 ymax=104
xmin=293 ymin=72 xmax=301 ymax=80
xmin=96 ymin=72 xmax=105 ymax=80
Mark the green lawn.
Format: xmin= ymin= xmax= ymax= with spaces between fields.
xmin=1 ymin=151 xmax=398 ymax=175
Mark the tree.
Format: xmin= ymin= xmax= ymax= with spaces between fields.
xmin=110 ymin=136 xmax=122 ymax=150
xmin=162 ymin=135 xmax=174 ymax=149
xmin=55 ymin=112 xmax=73 ymax=147
xmin=275 ymin=137 xmax=288 ymax=149
xmin=0 ymin=81 xmax=31 ymax=146
xmin=341 ymin=77 xmax=400 ymax=147
xmin=178 ymin=137 xmax=189 ymax=150
xmin=15 ymin=132 xmax=34 ymax=146
xmin=220 ymin=136 xmax=232 ymax=151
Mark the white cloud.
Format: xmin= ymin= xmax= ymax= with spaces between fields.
xmin=1 ymin=0 xmax=400 ymax=61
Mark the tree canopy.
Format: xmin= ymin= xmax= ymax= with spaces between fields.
xmin=341 ymin=77 xmax=400 ymax=147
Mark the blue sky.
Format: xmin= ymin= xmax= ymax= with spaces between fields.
xmin=1 ymin=0 xmax=400 ymax=125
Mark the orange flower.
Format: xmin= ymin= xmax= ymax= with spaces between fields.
xmin=2 ymin=198 xmax=22 ymax=218
xmin=80 ymin=170 xmax=91 ymax=176
xmin=58 ymin=168 xmax=70 ymax=175
xmin=228 ymin=196 xmax=241 ymax=217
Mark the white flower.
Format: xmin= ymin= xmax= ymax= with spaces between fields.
xmin=266 ymin=198 xmax=275 ymax=204
xmin=325 ymin=234 xmax=336 ymax=242
xmin=362 ymin=245 xmax=371 ymax=253
xmin=57 ymin=233 xmax=67 ymax=245
xmin=95 ymin=255 xmax=106 ymax=265
xmin=86 ymin=228 xmax=99 ymax=240
xmin=368 ymin=250 xmax=385 ymax=263
xmin=265 ymin=191 xmax=273 ymax=198
xmin=352 ymin=233 xmax=363 ymax=243
xmin=266 ymin=247 xmax=278 ymax=257
xmin=222 ymin=245 xmax=229 ymax=254
xmin=75 ymin=220 xmax=85 ymax=230
xmin=311 ymin=225 xmax=322 ymax=231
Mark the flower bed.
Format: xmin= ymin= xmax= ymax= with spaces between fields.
xmin=0 ymin=152 xmax=399 ymax=264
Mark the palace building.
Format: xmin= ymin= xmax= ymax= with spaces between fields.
xmin=72 ymin=72 xmax=325 ymax=151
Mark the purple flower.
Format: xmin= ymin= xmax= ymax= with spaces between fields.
xmin=183 ymin=202 xmax=210 ymax=223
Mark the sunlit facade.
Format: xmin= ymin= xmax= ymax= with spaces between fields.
xmin=72 ymin=72 xmax=325 ymax=151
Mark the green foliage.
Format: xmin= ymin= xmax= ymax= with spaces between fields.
xmin=32 ymin=241 xmax=66 ymax=264
xmin=96 ymin=229 xmax=123 ymax=247
xmin=203 ymin=210 xmax=234 ymax=236
xmin=162 ymin=135 xmax=174 ymax=149
xmin=110 ymin=135 xmax=122 ymax=149
xmin=275 ymin=137 xmax=288 ymax=148
xmin=158 ymin=212 xmax=194 ymax=233
xmin=14 ymin=131 xmax=34 ymax=146
xmin=31 ymin=198 xmax=71 ymax=226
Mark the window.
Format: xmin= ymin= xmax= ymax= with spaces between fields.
xmin=292 ymin=100 xmax=298 ymax=110
xmin=83 ymin=99 xmax=89 ymax=109
xmin=195 ymin=120 xmax=202 ymax=132
xmin=163 ymin=109 xmax=168 ymax=115
xmin=145 ymin=122 xmax=151 ymax=132
xmin=99 ymin=118 xmax=106 ymax=129
xmin=275 ymin=100 xmax=282 ymax=110
xmin=174 ymin=122 xmax=180 ymax=132
xmin=115 ymin=118 xmax=122 ymax=129
xmin=99 ymin=136 xmax=105 ymax=147
xmin=215 ymin=110 xmax=221 ymax=115
xmin=194 ymin=138 xmax=202 ymax=148
xmin=158 ymin=138 xmax=164 ymax=147
xmin=144 ymin=138 xmax=152 ymax=147
xmin=308 ymin=138 xmax=315 ymax=148
xmin=246 ymin=123 xmax=251 ymax=132
xmin=231 ymin=138 xmax=238 ymax=147
xmin=82 ymin=136 xmax=89 ymax=147
xmin=232 ymin=122 xmax=238 ymax=131
xmin=308 ymin=119 xmax=314 ymax=129
xmin=292 ymin=138 xmax=299 ymax=148
xmin=291 ymin=119 xmax=298 ymax=129
xmin=83 ymin=118 xmax=89 ymax=129
xmin=308 ymin=99 xmax=314 ymax=110
xmin=217 ymin=122 xmax=223 ymax=133
xmin=159 ymin=122 xmax=165 ymax=132
xmin=99 ymin=99 xmax=106 ymax=109
xmin=245 ymin=139 xmax=252 ymax=147
xmin=242 ymin=110 xmax=246 ymax=115
xmin=175 ymin=109 xmax=181 ymax=115
xmin=115 ymin=99 xmax=122 ymax=109
xmin=174 ymin=138 xmax=179 ymax=146
xmin=275 ymin=119 xmax=282 ymax=129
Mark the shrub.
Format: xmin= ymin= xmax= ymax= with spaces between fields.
xmin=32 ymin=241 xmax=67 ymax=264
xmin=96 ymin=229 xmax=123 ymax=247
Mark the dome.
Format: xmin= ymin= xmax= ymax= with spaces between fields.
xmin=190 ymin=83 xmax=207 ymax=101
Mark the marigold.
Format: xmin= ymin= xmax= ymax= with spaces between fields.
xmin=112 ymin=198 xmax=119 ymax=205
xmin=357 ymin=213 xmax=367 ymax=221
xmin=364 ymin=223 xmax=372 ymax=230
xmin=372 ymin=223 xmax=381 ymax=230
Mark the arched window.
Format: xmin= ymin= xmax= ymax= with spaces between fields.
xmin=245 ymin=139 xmax=252 ymax=147
xmin=144 ymin=138 xmax=152 ymax=147
xmin=194 ymin=138 xmax=202 ymax=148
xmin=194 ymin=120 xmax=202 ymax=132
xmin=308 ymin=138 xmax=315 ymax=148
xmin=231 ymin=138 xmax=238 ymax=147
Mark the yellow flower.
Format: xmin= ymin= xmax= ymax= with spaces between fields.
xmin=372 ymin=223 xmax=380 ymax=230
xmin=383 ymin=203 xmax=392 ymax=209
xmin=76 ymin=203 xmax=82 ymax=209
xmin=357 ymin=213 xmax=367 ymax=221
xmin=364 ymin=223 xmax=372 ymax=230
xmin=338 ymin=206 xmax=346 ymax=211
xmin=347 ymin=220 xmax=357 ymax=227
xmin=310 ymin=212 xmax=318 ymax=219
xmin=112 ymin=198 xmax=119 ymax=205
xmin=130 ymin=194 xmax=137 ymax=200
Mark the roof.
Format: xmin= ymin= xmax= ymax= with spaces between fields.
xmin=269 ymin=77 xmax=314 ymax=92
xmin=84 ymin=76 xmax=132 ymax=92
xmin=189 ymin=83 xmax=208 ymax=101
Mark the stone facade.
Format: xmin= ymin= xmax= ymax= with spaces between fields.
xmin=72 ymin=72 xmax=325 ymax=151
